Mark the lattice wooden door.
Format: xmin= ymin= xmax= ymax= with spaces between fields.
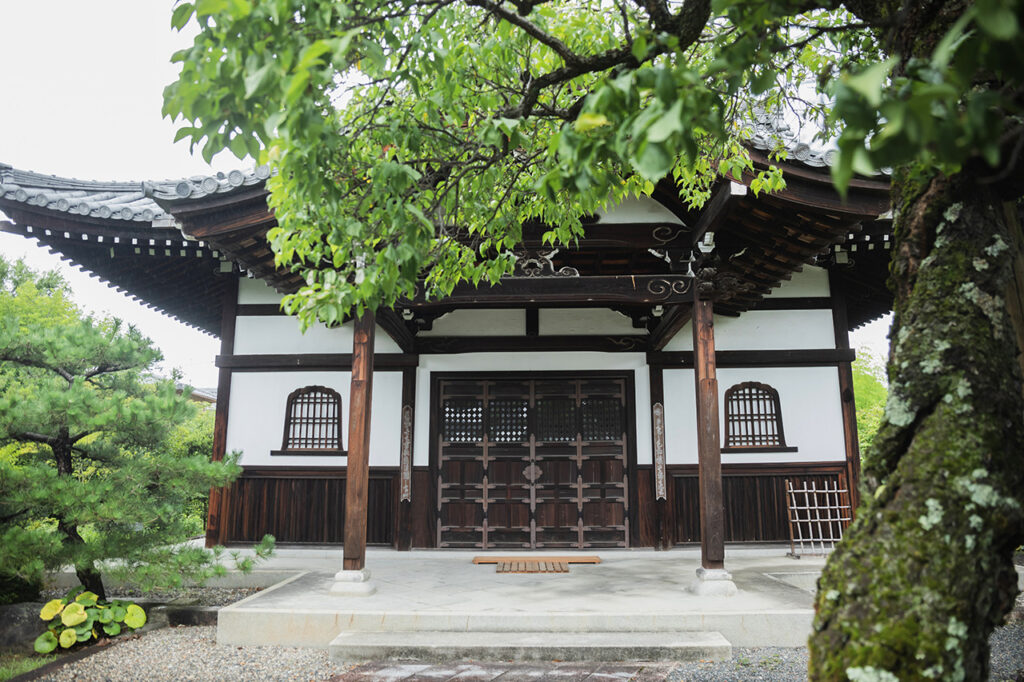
xmin=437 ymin=376 xmax=630 ymax=549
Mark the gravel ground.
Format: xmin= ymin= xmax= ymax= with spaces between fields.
xmin=29 ymin=622 xmax=1023 ymax=681
xmin=666 ymin=623 xmax=1024 ymax=681
xmin=35 ymin=626 xmax=351 ymax=682
xmin=40 ymin=587 xmax=261 ymax=607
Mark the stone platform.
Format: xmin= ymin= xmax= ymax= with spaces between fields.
xmin=217 ymin=547 xmax=824 ymax=660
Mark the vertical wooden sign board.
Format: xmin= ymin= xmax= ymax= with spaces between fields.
xmin=692 ymin=295 xmax=725 ymax=570
xmin=343 ymin=311 xmax=376 ymax=572
xmin=652 ymin=403 xmax=668 ymax=500
xmin=396 ymin=368 xmax=416 ymax=551
xmin=400 ymin=405 xmax=413 ymax=501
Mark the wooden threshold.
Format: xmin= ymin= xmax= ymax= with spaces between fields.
xmin=472 ymin=555 xmax=602 ymax=565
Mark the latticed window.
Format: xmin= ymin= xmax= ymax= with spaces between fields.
xmin=723 ymin=382 xmax=795 ymax=451
xmin=276 ymin=386 xmax=344 ymax=455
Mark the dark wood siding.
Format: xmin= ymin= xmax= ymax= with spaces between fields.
xmin=218 ymin=467 xmax=395 ymax=545
xmin=213 ymin=460 xmax=847 ymax=546
xmin=669 ymin=462 xmax=848 ymax=543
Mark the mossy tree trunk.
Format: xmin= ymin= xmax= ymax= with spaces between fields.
xmin=808 ymin=171 xmax=1024 ymax=679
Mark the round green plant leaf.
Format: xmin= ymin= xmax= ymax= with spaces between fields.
xmin=59 ymin=629 xmax=77 ymax=648
xmin=76 ymin=629 xmax=92 ymax=642
xmin=34 ymin=631 xmax=58 ymax=654
xmin=123 ymin=604 xmax=146 ymax=629
xmin=102 ymin=621 xmax=121 ymax=637
xmin=61 ymin=602 xmax=87 ymax=627
xmin=75 ymin=591 xmax=99 ymax=606
xmin=97 ymin=608 xmax=114 ymax=623
xmin=111 ymin=606 xmax=126 ymax=622
xmin=40 ymin=599 xmax=65 ymax=621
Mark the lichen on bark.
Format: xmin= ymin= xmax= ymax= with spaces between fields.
xmin=808 ymin=170 xmax=1024 ymax=680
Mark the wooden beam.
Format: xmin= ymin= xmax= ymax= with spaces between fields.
xmin=236 ymin=303 xmax=285 ymax=316
xmin=343 ymin=311 xmax=376 ymax=571
xmin=829 ymin=271 xmax=862 ymax=512
xmin=206 ymin=275 xmax=238 ymax=548
xmin=692 ymin=294 xmax=725 ymax=570
xmin=215 ymin=353 xmax=418 ymax=371
xmin=416 ymin=334 xmax=648 ymax=354
xmin=525 ymin=307 xmax=539 ymax=336
xmin=745 ymin=149 xmax=891 ymax=218
xmin=521 ymin=221 xmax=691 ymax=249
xmin=647 ymin=348 xmax=855 ymax=368
xmin=376 ymin=307 xmax=417 ymax=354
xmin=649 ymin=304 xmax=692 ymax=351
xmin=752 ymin=297 xmax=833 ymax=310
xmin=403 ymin=274 xmax=693 ymax=307
xmin=692 ymin=181 xmax=746 ymax=245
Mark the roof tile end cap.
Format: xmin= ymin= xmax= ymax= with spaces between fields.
xmin=145 ymin=165 xmax=271 ymax=202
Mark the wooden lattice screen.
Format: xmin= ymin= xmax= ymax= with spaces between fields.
xmin=724 ymin=382 xmax=787 ymax=448
xmin=281 ymin=385 xmax=343 ymax=452
xmin=785 ymin=479 xmax=852 ymax=557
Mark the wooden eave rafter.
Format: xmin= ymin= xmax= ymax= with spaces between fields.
xmin=0 ymin=214 xmax=224 ymax=335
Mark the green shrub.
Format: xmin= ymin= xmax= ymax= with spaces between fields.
xmin=33 ymin=587 xmax=145 ymax=654
xmin=0 ymin=571 xmax=40 ymax=606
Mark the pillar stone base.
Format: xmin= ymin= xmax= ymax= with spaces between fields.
xmin=690 ymin=567 xmax=738 ymax=597
xmin=330 ymin=568 xmax=376 ymax=596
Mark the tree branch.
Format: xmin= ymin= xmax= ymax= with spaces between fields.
xmin=0 ymin=352 xmax=75 ymax=384
xmin=465 ymin=0 xmax=582 ymax=66
xmin=11 ymin=431 xmax=60 ymax=447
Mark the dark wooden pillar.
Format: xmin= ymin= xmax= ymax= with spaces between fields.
xmin=649 ymin=365 xmax=670 ymax=549
xmin=206 ymin=274 xmax=238 ymax=548
xmin=343 ymin=311 xmax=376 ymax=571
xmin=692 ymin=293 xmax=725 ymax=570
xmin=396 ymin=366 xmax=416 ymax=551
xmin=829 ymin=271 xmax=862 ymax=512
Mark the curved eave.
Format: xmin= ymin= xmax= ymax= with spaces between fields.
xmin=0 ymin=206 xmax=225 ymax=336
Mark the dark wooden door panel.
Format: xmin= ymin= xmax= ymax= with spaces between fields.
xmin=437 ymin=375 xmax=631 ymax=549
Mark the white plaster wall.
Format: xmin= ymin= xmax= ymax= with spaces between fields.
xmin=662 ymin=366 xmax=845 ymax=465
xmin=663 ymin=321 xmax=695 ymax=352
xmin=662 ymin=309 xmax=836 ymax=352
xmin=237 ymin=278 xmax=283 ymax=304
xmin=225 ymin=371 xmax=403 ymax=468
xmin=595 ymin=196 xmax=683 ymax=224
xmin=539 ymin=308 xmax=640 ymax=335
xmin=764 ymin=265 xmax=830 ymax=298
xmin=712 ymin=310 xmax=836 ymax=350
xmin=233 ymin=317 xmax=401 ymax=354
xmin=414 ymin=353 xmax=652 ymax=466
xmin=420 ymin=309 xmax=524 ymax=337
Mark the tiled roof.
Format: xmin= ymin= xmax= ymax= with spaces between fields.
xmin=0 ymin=166 xmax=167 ymax=222
xmin=144 ymin=165 xmax=271 ymax=201
xmin=747 ymin=108 xmax=837 ymax=168
xmin=0 ymin=164 xmax=273 ymax=224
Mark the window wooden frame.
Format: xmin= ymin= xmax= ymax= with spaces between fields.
xmin=722 ymin=381 xmax=797 ymax=453
xmin=271 ymin=385 xmax=346 ymax=456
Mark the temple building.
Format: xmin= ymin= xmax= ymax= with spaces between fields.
xmin=0 ymin=149 xmax=891 ymax=586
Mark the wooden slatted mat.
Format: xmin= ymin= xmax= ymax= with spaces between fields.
xmin=473 ymin=555 xmax=601 ymax=574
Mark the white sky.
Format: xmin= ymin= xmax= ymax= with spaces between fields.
xmin=0 ymin=1 xmax=243 ymax=387
xmin=0 ymin=1 xmax=892 ymax=389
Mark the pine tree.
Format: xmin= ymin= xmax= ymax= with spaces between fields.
xmin=0 ymin=258 xmax=270 ymax=599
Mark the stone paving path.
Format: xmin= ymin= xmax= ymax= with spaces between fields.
xmin=330 ymin=661 xmax=678 ymax=681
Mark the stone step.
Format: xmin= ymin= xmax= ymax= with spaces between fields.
xmin=328 ymin=630 xmax=732 ymax=663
